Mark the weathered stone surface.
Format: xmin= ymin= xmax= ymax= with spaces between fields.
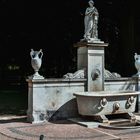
xmin=74 ymin=91 xmax=140 ymax=122
xmin=76 ymin=42 xmax=108 ymax=91
xmin=26 ymin=78 xmax=86 ymax=123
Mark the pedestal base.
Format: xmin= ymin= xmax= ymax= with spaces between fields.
xmin=80 ymin=38 xmax=104 ymax=44
xmin=27 ymin=110 xmax=47 ymax=124
xmin=28 ymin=74 xmax=44 ymax=80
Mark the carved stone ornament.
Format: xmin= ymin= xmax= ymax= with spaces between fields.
xmin=134 ymin=53 xmax=140 ymax=76
xmin=104 ymin=69 xmax=121 ymax=79
xmin=29 ymin=49 xmax=44 ymax=79
xmin=63 ymin=69 xmax=121 ymax=79
xmin=63 ymin=69 xmax=85 ymax=79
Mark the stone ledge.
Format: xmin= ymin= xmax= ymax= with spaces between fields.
xmin=74 ymin=41 xmax=109 ymax=47
xmin=26 ymin=78 xmax=87 ymax=83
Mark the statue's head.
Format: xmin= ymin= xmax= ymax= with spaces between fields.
xmin=88 ymin=0 xmax=94 ymax=6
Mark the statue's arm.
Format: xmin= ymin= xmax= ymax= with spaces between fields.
xmin=92 ymin=8 xmax=99 ymax=17
xmin=85 ymin=8 xmax=94 ymax=16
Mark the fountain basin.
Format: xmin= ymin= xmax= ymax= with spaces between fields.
xmin=74 ymin=91 xmax=140 ymax=122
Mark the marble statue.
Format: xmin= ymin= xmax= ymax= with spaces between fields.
xmin=82 ymin=0 xmax=102 ymax=43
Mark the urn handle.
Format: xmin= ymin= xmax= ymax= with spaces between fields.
xmin=134 ymin=53 xmax=138 ymax=60
xmin=39 ymin=49 xmax=43 ymax=59
xmin=30 ymin=49 xmax=43 ymax=59
xmin=30 ymin=49 xmax=34 ymax=59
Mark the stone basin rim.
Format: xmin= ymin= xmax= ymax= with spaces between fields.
xmin=73 ymin=90 xmax=140 ymax=97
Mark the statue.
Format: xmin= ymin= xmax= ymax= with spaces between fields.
xmin=29 ymin=49 xmax=44 ymax=79
xmin=82 ymin=0 xmax=102 ymax=43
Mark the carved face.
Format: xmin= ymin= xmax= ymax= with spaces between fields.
xmin=88 ymin=1 xmax=94 ymax=7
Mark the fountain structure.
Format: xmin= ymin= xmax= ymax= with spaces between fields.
xmin=26 ymin=1 xmax=140 ymax=127
xmin=73 ymin=0 xmax=140 ymax=127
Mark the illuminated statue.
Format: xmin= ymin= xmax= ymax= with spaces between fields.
xmin=83 ymin=0 xmax=99 ymax=43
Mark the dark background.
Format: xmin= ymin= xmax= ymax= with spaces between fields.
xmin=0 ymin=0 xmax=140 ymax=82
xmin=0 ymin=0 xmax=140 ymax=112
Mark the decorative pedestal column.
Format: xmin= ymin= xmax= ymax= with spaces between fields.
xmin=75 ymin=42 xmax=108 ymax=91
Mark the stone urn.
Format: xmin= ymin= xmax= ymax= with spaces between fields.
xmin=30 ymin=49 xmax=44 ymax=79
xmin=134 ymin=53 xmax=140 ymax=76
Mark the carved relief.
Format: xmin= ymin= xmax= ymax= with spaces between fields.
xmin=91 ymin=67 xmax=101 ymax=81
xmin=63 ymin=69 xmax=85 ymax=79
xmin=104 ymin=69 xmax=121 ymax=79
xmin=63 ymin=68 xmax=121 ymax=79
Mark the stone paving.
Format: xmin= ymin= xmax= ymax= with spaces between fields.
xmin=0 ymin=115 xmax=140 ymax=140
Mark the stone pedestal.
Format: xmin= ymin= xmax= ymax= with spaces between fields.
xmin=26 ymin=78 xmax=86 ymax=123
xmin=75 ymin=42 xmax=108 ymax=91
